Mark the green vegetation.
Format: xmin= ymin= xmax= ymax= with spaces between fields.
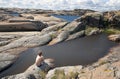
xmin=68 ymin=72 xmax=79 ymax=79
xmin=50 ymin=33 xmax=58 ymax=39
xmin=103 ymin=27 xmax=120 ymax=34
xmin=85 ymin=26 xmax=99 ymax=35
xmin=85 ymin=26 xmax=120 ymax=35
xmin=51 ymin=69 xmax=79 ymax=79
xmin=51 ymin=70 xmax=65 ymax=79
xmin=39 ymin=71 xmax=47 ymax=79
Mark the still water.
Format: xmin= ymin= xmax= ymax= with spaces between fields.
xmin=0 ymin=34 xmax=117 ymax=78
xmin=53 ymin=15 xmax=79 ymax=22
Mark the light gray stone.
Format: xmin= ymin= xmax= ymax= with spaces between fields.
xmin=45 ymin=65 xmax=83 ymax=79
xmin=63 ymin=21 xmax=85 ymax=34
xmin=2 ymin=59 xmax=54 ymax=79
xmin=2 ymin=73 xmax=37 ymax=79
xmin=108 ymin=34 xmax=120 ymax=42
xmin=67 ymin=30 xmax=85 ymax=40
xmin=0 ymin=53 xmax=16 ymax=72
xmin=0 ymin=40 xmax=11 ymax=46
xmin=88 ymin=29 xmax=102 ymax=36
xmin=0 ymin=34 xmax=52 ymax=52
xmin=42 ymin=22 xmax=68 ymax=32
xmin=0 ymin=61 xmax=13 ymax=72
xmin=56 ymin=31 xmax=69 ymax=42
xmin=116 ymin=70 xmax=120 ymax=79
xmin=0 ymin=53 xmax=16 ymax=61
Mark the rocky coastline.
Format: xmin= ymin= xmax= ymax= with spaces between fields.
xmin=0 ymin=8 xmax=120 ymax=79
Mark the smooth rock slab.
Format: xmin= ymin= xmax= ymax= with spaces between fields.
xmin=62 ymin=21 xmax=85 ymax=34
xmin=2 ymin=73 xmax=38 ymax=79
xmin=42 ymin=22 xmax=68 ymax=32
xmin=0 ymin=53 xmax=17 ymax=72
xmin=108 ymin=34 xmax=120 ymax=42
xmin=67 ymin=30 xmax=85 ymax=40
xmin=49 ymin=31 xmax=69 ymax=45
xmin=57 ymin=31 xmax=69 ymax=42
xmin=0 ymin=34 xmax=52 ymax=52
xmin=0 ymin=61 xmax=13 ymax=72
xmin=78 ymin=64 xmax=115 ymax=79
xmin=2 ymin=59 xmax=54 ymax=79
xmin=88 ymin=29 xmax=102 ymax=36
xmin=46 ymin=65 xmax=83 ymax=79
xmin=77 ymin=12 xmax=104 ymax=28
xmin=0 ymin=40 xmax=11 ymax=46
xmin=0 ymin=53 xmax=16 ymax=61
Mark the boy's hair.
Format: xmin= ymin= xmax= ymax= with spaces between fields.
xmin=38 ymin=52 xmax=42 ymax=56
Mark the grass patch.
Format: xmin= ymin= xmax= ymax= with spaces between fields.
xmin=50 ymin=33 xmax=57 ymax=39
xmin=85 ymin=26 xmax=99 ymax=35
xmin=68 ymin=72 xmax=79 ymax=79
xmin=85 ymin=26 xmax=120 ymax=35
xmin=51 ymin=69 xmax=79 ymax=79
xmin=103 ymin=27 xmax=120 ymax=34
xmin=39 ymin=71 xmax=47 ymax=79
xmin=51 ymin=70 xmax=65 ymax=79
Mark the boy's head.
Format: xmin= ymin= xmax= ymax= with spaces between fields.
xmin=38 ymin=52 xmax=42 ymax=56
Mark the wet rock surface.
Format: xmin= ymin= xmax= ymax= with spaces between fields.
xmin=0 ymin=8 xmax=120 ymax=79
xmin=2 ymin=59 xmax=55 ymax=79
xmin=88 ymin=29 xmax=102 ymax=36
xmin=67 ymin=30 xmax=85 ymax=40
xmin=0 ymin=53 xmax=17 ymax=72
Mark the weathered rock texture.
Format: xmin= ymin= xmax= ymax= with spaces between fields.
xmin=45 ymin=45 xmax=120 ymax=79
xmin=67 ymin=30 xmax=85 ymax=40
xmin=0 ymin=34 xmax=52 ymax=52
xmin=0 ymin=53 xmax=17 ymax=72
xmin=77 ymin=12 xmax=104 ymax=28
xmin=0 ymin=14 xmax=14 ymax=21
xmin=46 ymin=65 xmax=83 ymax=79
xmin=2 ymin=59 xmax=55 ymax=79
xmin=0 ymin=21 xmax=48 ymax=31
xmin=62 ymin=21 xmax=85 ymax=34
xmin=103 ymin=11 xmax=120 ymax=27
xmin=0 ymin=12 xmax=66 ymax=31
xmin=108 ymin=34 xmax=120 ymax=42
xmin=20 ymin=14 xmax=65 ymax=26
xmin=0 ymin=8 xmax=120 ymax=79
xmin=42 ymin=22 xmax=68 ymax=32
xmin=53 ymin=9 xmax=95 ymax=16
xmin=88 ymin=29 xmax=102 ymax=36
xmin=76 ymin=11 xmax=120 ymax=28
xmin=48 ymin=21 xmax=85 ymax=45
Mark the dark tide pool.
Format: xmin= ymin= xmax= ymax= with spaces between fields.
xmin=53 ymin=14 xmax=79 ymax=22
xmin=0 ymin=34 xmax=118 ymax=78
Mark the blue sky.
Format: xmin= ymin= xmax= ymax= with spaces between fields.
xmin=0 ymin=0 xmax=120 ymax=11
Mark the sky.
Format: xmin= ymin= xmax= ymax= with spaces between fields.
xmin=0 ymin=0 xmax=120 ymax=11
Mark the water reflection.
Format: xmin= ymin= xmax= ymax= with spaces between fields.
xmin=0 ymin=34 xmax=117 ymax=78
